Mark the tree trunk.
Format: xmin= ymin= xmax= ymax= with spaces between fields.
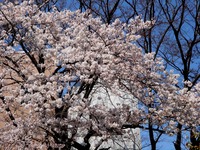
xmin=149 ymin=121 xmax=156 ymax=150
xmin=174 ymin=123 xmax=182 ymax=150
xmin=190 ymin=130 xmax=200 ymax=150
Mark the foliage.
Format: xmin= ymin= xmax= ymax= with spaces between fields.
xmin=0 ymin=1 xmax=199 ymax=149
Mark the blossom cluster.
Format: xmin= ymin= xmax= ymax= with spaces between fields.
xmin=0 ymin=1 xmax=199 ymax=149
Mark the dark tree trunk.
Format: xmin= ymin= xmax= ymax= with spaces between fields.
xmin=174 ymin=123 xmax=182 ymax=150
xmin=149 ymin=121 xmax=156 ymax=150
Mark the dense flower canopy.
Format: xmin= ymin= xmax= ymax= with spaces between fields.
xmin=0 ymin=1 xmax=199 ymax=149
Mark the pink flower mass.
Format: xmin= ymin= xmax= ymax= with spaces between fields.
xmin=0 ymin=1 xmax=199 ymax=149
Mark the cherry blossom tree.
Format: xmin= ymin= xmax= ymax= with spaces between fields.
xmin=0 ymin=1 xmax=199 ymax=150
xmin=61 ymin=0 xmax=200 ymax=149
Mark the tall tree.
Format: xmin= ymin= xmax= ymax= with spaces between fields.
xmin=66 ymin=0 xmax=200 ymax=149
xmin=0 ymin=1 xmax=199 ymax=150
